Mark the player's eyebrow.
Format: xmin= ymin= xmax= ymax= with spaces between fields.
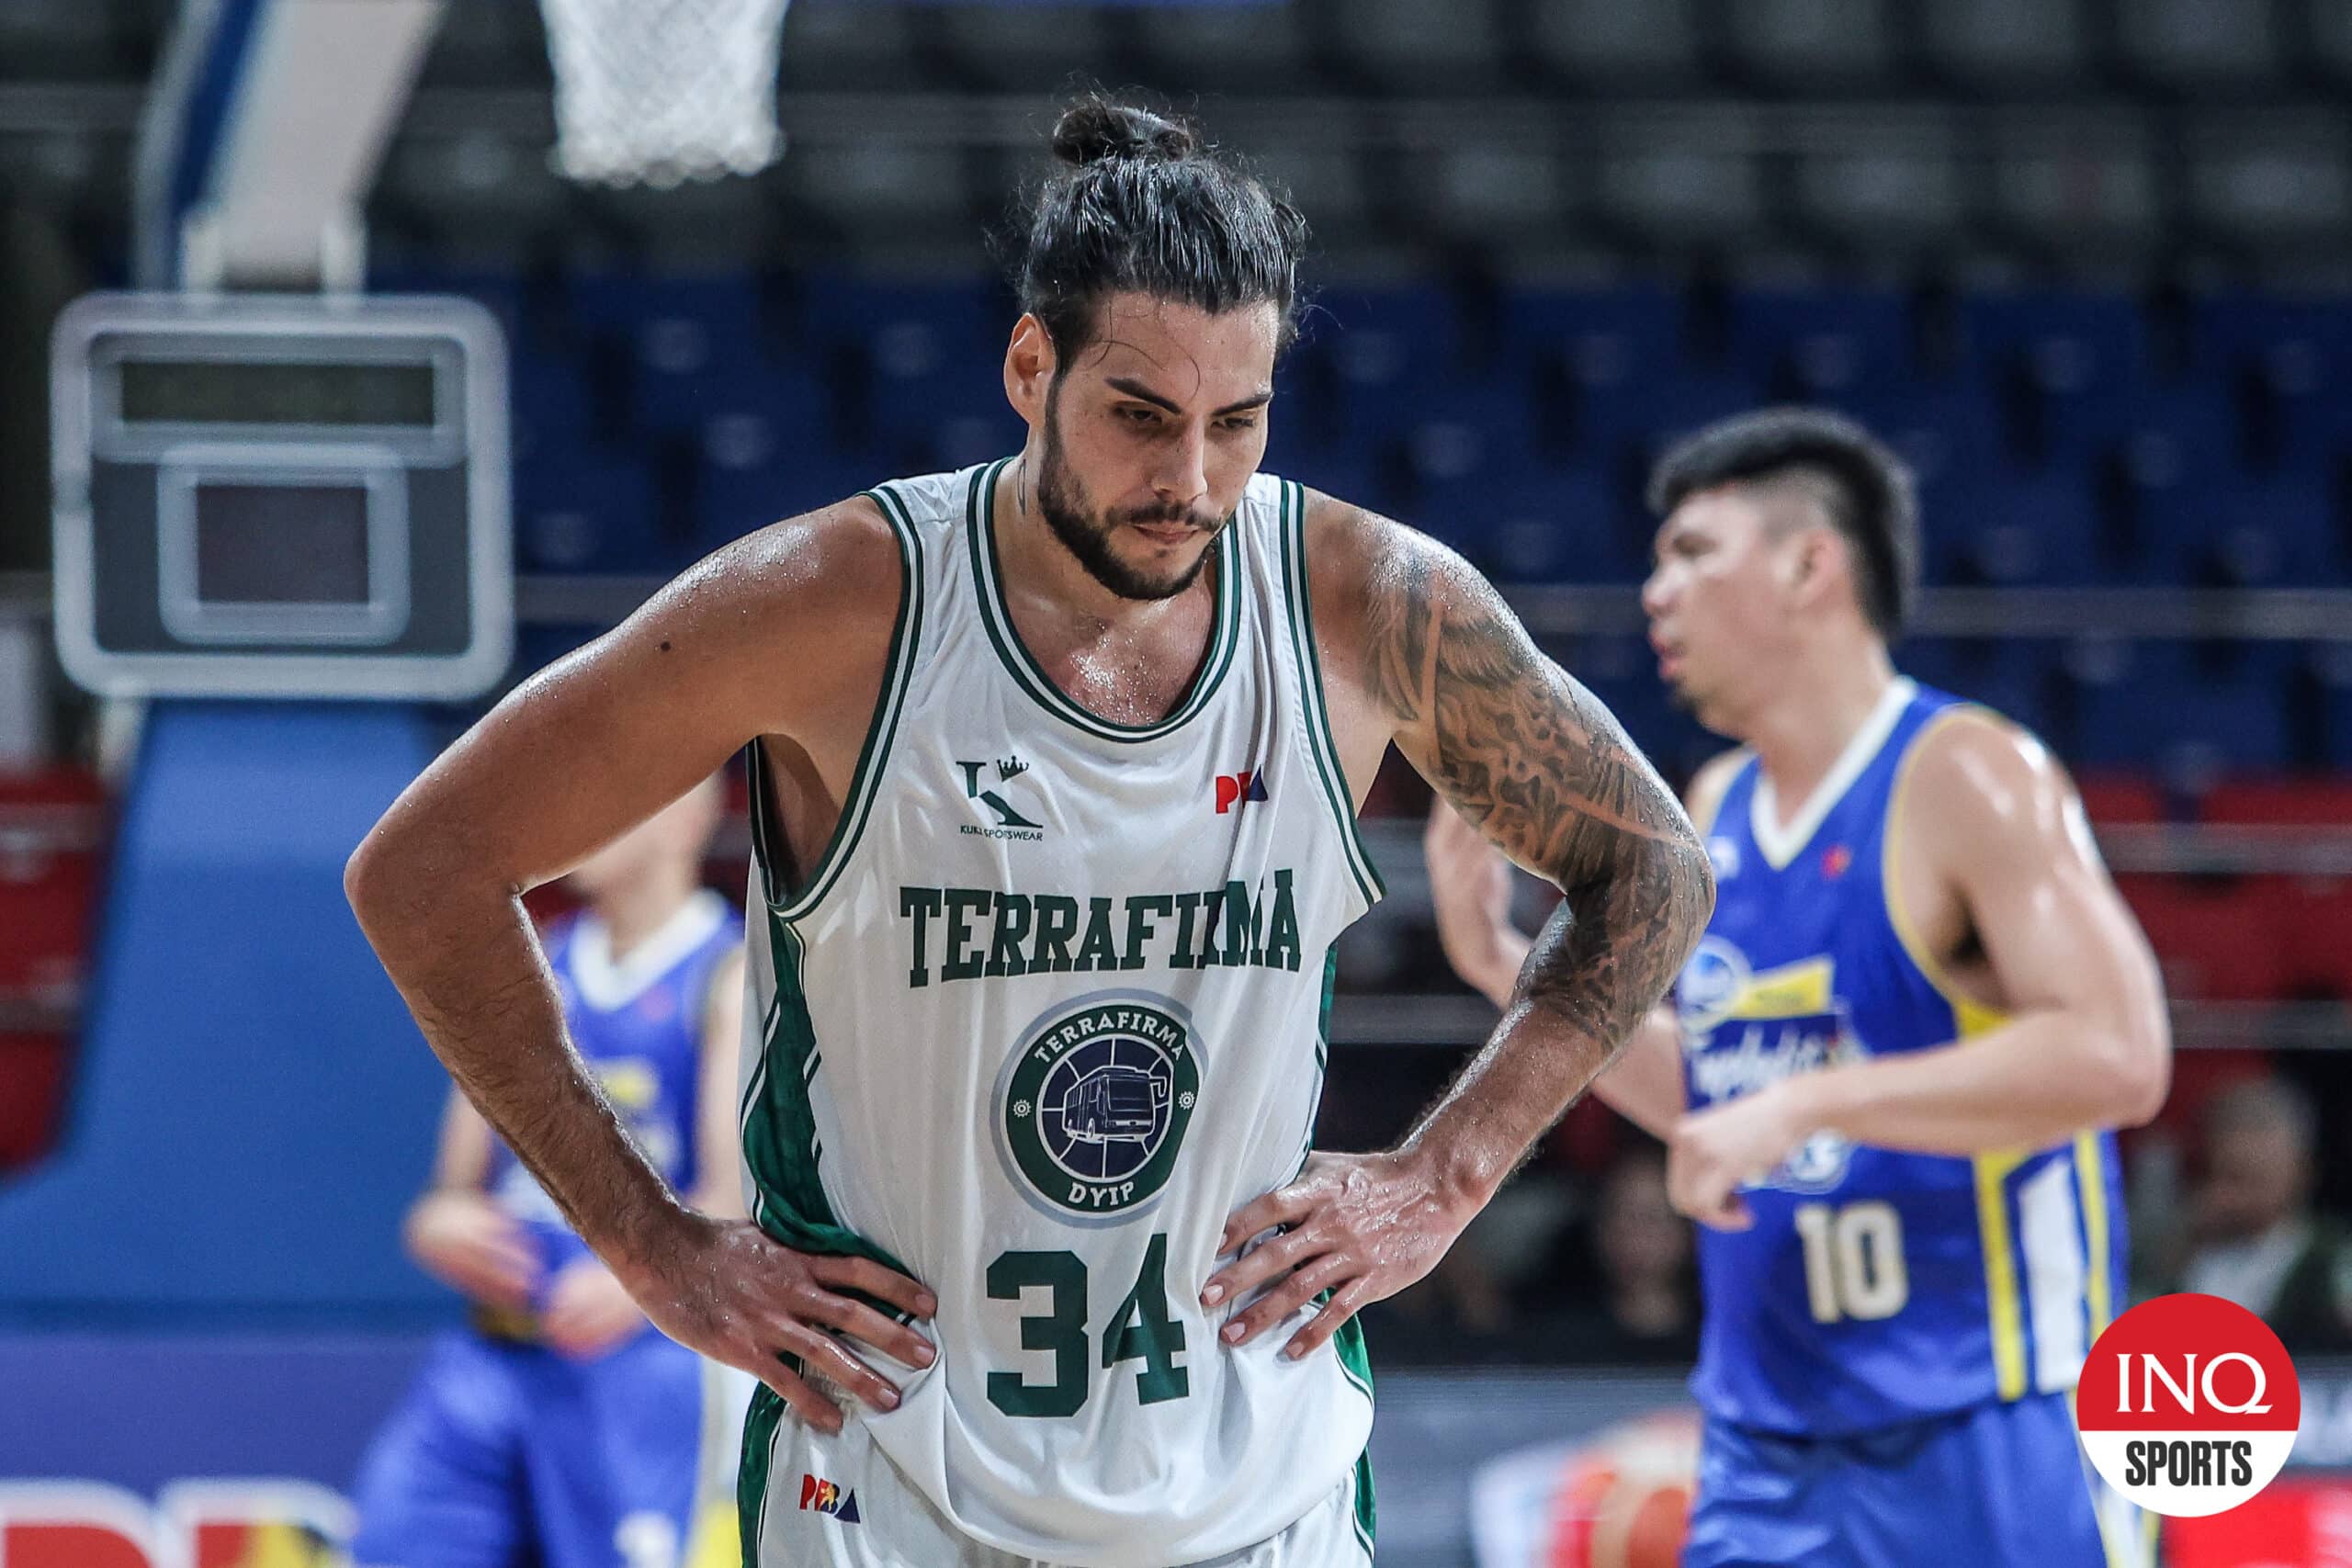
xmin=1105 ymin=376 xmax=1273 ymax=419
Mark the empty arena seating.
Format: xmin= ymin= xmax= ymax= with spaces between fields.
xmin=450 ymin=267 xmax=2350 ymax=777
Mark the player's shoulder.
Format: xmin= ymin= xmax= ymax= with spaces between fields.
xmin=1897 ymin=696 xmax=2081 ymax=856
xmin=1905 ymin=699 xmax=2066 ymax=798
xmin=677 ymin=494 xmax=907 ymax=645
xmin=1295 ymin=482 xmax=1498 ymax=638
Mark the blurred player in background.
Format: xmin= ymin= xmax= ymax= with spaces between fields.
xmin=1428 ymin=409 xmax=2171 ymax=1568
xmin=346 ymin=93 xmax=1712 ymax=1568
xmin=349 ymin=777 xmax=746 ymax=1568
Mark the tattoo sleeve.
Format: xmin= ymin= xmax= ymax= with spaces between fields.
xmin=1365 ymin=536 xmax=1715 ymax=1194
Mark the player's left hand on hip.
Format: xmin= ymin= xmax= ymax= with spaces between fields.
xmin=543 ymin=1258 xmax=649 ymax=1359
xmin=1202 ymin=1149 xmax=1471 ymax=1361
xmin=1668 ymin=1086 xmax=1809 ymax=1231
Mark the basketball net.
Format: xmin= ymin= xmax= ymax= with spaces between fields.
xmin=537 ymin=0 xmax=791 ymax=187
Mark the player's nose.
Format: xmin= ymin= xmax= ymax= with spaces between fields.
xmin=1640 ymin=562 xmax=1676 ymax=618
xmin=1151 ymin=424 xmax=1209 ymax=507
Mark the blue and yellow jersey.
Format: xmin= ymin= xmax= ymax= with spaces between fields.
xmin=484 ymin=888 xmax=742 ymax=1303
xmin=1677 ymin=679 xmax=2127 ymax=1437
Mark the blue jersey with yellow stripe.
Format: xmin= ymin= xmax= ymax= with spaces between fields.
xmin=1676 ymin=679 xmax=2128 ymax=1437
xmin=486 ymin=888 xmax=741 ymax=1300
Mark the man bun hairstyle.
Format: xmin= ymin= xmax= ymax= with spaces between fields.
xmin=1647 ymin=406 xmax=1922 ymax=642
xmin=1013 ymin=92 xmax=1310 ymax=368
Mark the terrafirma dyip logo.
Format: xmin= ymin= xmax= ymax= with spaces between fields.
xmin=2076 ymin=1292 xmax=2302 ymax=1517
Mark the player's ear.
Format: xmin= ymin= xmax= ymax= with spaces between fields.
xmin=1004 ymin=314 xmax=1057 ymax=429
xmin=1787 ymin=526 xmax=1846 ymax=614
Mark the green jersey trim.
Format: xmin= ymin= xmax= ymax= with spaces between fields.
xmin=741 ymin=909 xmax=912 ymax=1276
xmin=738 ymin=1385 xmax=786 ymax=1568
xmin=965 ymin=457 xmax=1242 ymax=744
xmin=1279 ymin=479 xmax=1385 ymax=907
xmin=746 ymin=483 xmax=925 ymax=920
xmin=1337 ymin=1314 xmax=1375 ymax=1552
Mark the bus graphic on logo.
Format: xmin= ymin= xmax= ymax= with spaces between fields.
xmin=1063 ymin=1066 xmax=1169 ymax=1144
xmin=998 ymin=998 xmax=1203 ymax=1221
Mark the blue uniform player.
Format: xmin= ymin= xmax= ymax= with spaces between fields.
xmin=1428 ymin=410 xmax=2171 ymax=1568
xmin=351 ymin=780 xmax=747 ymax=1568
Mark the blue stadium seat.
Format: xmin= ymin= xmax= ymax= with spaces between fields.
xmin=1570 ymin=368 xmax=1769 ymax=470
xmin=1505 ymin=286 xmax=1685 ymax=373
xmin=1724 ymin=288 xmax=1917 ymax=394
xmin=812 ymin=274 xmax=1000 ymax=364
xmin=1957 ymin=290 xmax=2150 ymax=388
xmin=1959 ymin=465 xmax=2106 ymax=585
xmin=1476 ymin=467 xmax=1642 ymax=584
xmin=1310 ymin=283 xmax=1462 ymax=380
xmin=2104 ymin=384 xmax=2245 ymax=476
xmin=2067 ymin=639 xmax=2293 ymax=773
xmin=508 ymin=350 xmax=596 ymax=465
xmin=2191 ymin=294 xmax=2352 ymax=462
xmin=634 ymin=357 xmax=827 ymax=446
xmin=2130 ymin=471 xmax=2344 ymax=587
xmin=564 ymin=272 xmax=763 ymax=344
xmin=1869 ymin=380 xmax=2014 ymax=572
xmin=2318 ymin=645 xmax=2352 ymax=770
xmin=514 ymin=453 xmax=665 ymax=573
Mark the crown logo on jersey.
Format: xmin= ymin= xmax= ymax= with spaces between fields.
xmin=956 ymin=758 xmax=1045 ymax=839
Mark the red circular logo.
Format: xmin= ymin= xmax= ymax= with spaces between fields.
xmin=2075 ymin=1292 xmax=2301 ymax=1517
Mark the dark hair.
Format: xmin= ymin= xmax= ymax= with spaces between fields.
xmin=1646 ymin=407 xmax=1921 ymax=641
xmin=1012 ymin=93 xmax=1310 ymax=368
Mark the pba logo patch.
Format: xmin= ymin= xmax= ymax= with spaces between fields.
xmin=1214 ymin=768 xmax=1270 ymax=814
xmin=2075 ymin=1292 xmax=2301 ymax=1517
xmin=997 ymin=997 xmax=1201 ymax=1220
xmin=798 ymin=1474 xmax=862 ymax=1523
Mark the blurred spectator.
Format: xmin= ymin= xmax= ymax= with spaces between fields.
xmin=2172 ymin=1077 xmax=2352 ymax=1352
xmin=1531 ymin=1145 xmax=1700 ymax=1367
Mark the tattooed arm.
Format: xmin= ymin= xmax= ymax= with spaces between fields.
xmin=1206 ymin=497 xmax=1713 ymax=1355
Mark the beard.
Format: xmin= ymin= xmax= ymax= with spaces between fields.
xmin=1032 ymin=391 xmax=1224 ymax=603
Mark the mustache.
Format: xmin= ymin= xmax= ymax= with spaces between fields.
xmin=1114 ymin=504 xmax=1220 ymax=531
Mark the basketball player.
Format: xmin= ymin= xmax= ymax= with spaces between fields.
xmin=345 ymin=96 xmax=1713 ymax=1568
xmin=350 ymin=779 xmax=748 ymax=1568
xmin=1426 ymin=408 xmax=2171 ymax=1567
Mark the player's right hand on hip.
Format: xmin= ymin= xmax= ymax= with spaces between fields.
xmin=626 ymin=1211 xmax=938 ymax=1435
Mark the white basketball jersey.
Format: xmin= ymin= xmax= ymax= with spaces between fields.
xmin=736 ymin=459 xmax=1383 ymax=1566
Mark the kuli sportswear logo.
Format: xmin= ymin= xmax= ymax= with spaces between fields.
xmin=957 ymin=755 xmax=1045 ymax=840
xmin=799 ymin=1474 xmax=863 ymax=1524
xmin=1213 ymin=767 xmax=1270 ymax=815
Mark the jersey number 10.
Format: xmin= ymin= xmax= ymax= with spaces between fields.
xmin=1792 ymin=1201 xmax=1911 ymax=1324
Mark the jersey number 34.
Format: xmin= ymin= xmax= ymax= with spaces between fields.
xmin=986 ymin=1234 xmax=1188 ymax=1417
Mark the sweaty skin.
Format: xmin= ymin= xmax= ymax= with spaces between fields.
xmin=345 ymin=291 xmax=1712 ymax=1433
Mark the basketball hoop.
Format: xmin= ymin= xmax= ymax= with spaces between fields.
xmin=537 ymin=0 xmax=792 ymax=187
